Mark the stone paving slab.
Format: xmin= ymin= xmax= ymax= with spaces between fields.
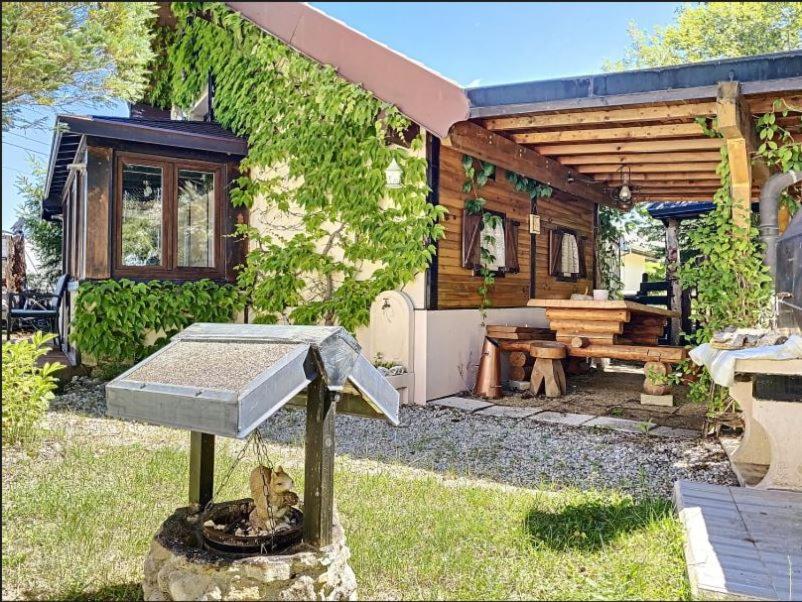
xmin=531 ymin=411 xmax=595 ymax=426
xmin=429 ymin=396 xmax=494 ymax=413
xmin=674 ymin=480 xmax=802 ymax=601
xmin=475 ymin=405 xmax=542 ymax=419
xmin=585 ymin=416 xmax=655 ymax=433
xmin=649 ymin=425 xmax=700 ymax=439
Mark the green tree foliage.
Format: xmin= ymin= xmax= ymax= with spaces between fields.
xmin=71 ymin=279 xmax=244 ymax=374
xmin=146 ymin=2 xmax=444 ymax=331
xmin=2 ymin=332 xmax=63 ymax=445
xmin=606 ymin=2 xmax=802 ymax=70
xmin=15 ymin=160 xmax=62 ymax=288
xmin=1 ymin=2 xmax=157 ymax=129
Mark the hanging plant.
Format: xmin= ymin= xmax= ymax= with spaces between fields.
xmin=462 ymin=155 xmax=498 ymax=318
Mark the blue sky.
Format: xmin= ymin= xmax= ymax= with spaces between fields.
xmin=1 ymin=2 xmax=679 ymax=228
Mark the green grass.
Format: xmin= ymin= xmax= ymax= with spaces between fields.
xmin=2 ymin=421 xmax=691 ymax=601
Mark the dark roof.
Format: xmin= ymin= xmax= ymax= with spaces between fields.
xmin=468 ymin=51 xmax=802 ymax=118
xmin=646 ymin=201 xmax=716 ymax=221
xmin=43 ymin=115 xmax=247 ymax=218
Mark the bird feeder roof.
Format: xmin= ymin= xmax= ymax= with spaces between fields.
xmin=106 ymin=323 xmax=400 ymax=438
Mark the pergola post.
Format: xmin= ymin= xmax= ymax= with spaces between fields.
xmin=189 ymin=431 xmax=215 ymax=506
xmin=665 ymin=218 xmax=682 ymax=345
xmin=716 ymin=82 xmax=769 ymax=235
xmin=303 ymin=375 xmax=336 ymax=548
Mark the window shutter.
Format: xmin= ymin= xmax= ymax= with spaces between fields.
xmin=504 ymin=218 xmax=520 ymax=273
xmin=461 ymin=210 xmax=482 ymax=269
xmin=577 ymin=236 xmax=587 ymax=278
xmin=549 ymin=229 xmax=564 ymax=276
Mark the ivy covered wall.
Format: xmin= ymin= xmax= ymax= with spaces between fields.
xmin=145 ymin=2 xmax=445 ymax=331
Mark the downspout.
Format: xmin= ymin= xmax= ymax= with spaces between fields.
xmin=759 ymin=170 xmax=802 ymax=276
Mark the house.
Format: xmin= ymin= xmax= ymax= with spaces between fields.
xmin=41 ymin=2 xmax=802 ymax=401
xmin=619 ymin=241 xmax=661 ymax=297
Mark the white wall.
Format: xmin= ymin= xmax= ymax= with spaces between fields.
xmin=413 ymin=306 xmax=547 ymax=404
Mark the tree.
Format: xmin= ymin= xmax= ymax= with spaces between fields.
xmin=2 ymin=2 xmax=156 ymax=130
xmin=15 ymin=160 xmax=62 ymax=288
xmin=606 ymin=2 xmax=802 ymax=70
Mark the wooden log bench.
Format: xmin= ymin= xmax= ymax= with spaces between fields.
xmin=500 ymin=341 xmax=568 ymax=398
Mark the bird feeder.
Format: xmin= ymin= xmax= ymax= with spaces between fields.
xmin=106 ymin=323 xmax=399 ymax=549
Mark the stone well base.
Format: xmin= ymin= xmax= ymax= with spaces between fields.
xmin=142 ymin=506 xmax=357 ymax=601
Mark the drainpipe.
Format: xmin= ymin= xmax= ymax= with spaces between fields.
xmin=759 ymin=170 xmax=802 ymax=276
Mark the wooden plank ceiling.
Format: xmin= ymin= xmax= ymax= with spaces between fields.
xmin=477 ymin=93 xmax=801 ymax=204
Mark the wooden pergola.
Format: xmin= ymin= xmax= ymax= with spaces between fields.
xmin=465 ymin=53 xmax=801 ymax=228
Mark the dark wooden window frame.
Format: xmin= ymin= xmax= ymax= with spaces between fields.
xmin=113 ymin=151 xmax=225 ymax=281
xmin=472 ymin=208 xmax=508 ymax=279
xmin=549 ymin=226 xmax=586 ymax=283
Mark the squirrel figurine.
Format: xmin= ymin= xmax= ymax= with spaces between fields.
xmin=249 ymin=465 xmax=297 ymax=530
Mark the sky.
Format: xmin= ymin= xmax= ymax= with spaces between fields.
xmin=1 ymin=2 xmax=680 ymax=229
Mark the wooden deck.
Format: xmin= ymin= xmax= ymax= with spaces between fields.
xmin=674 ymin=480 xmax=802 ymax=601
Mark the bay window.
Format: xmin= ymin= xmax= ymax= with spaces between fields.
xmin=115 ymin=153 xmax=223 ymax=279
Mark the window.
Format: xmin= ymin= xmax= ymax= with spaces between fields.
xmin=121 ymin=164 xmax=164 ymax=266
xmin=461 ymin=209 xmax=520 ymax=275
xmin=177 ymin=169 xmax=215 ymax=268
xmin=115 ymin=153 xmax=223 ymax=279
xmin=549 ymin=228 xmax=586 ymax=281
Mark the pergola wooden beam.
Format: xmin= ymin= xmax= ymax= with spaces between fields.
xmin=716 ymin=81 xmax=770 ymax=231
xmin=559 ymin=151 xmax=723 ymax=165
xmin=535 ymin=137 xmax=722 ymax=156
xmin=482 ymin=101 xmax=718 ymax=131
xmin=593 ymin=172 xmax=725 ymax=182
xmin=443 ymin=121 xmax=611 ymax=205
xmin=576 ymin=162 xmax=720 ymax=174
xmin=512 ymin=122 xmax=703 ymax=145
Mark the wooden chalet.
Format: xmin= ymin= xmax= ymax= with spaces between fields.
xmin=42 ymin=2 xmax=802 ymax=401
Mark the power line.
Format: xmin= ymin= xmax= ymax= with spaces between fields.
xmin=4 ymin=131 xmax=50 ymax=147
xmin=2 ymin=141 xmax=47 ymax=156
xmin=2 ymin=165 xmax=26 ymax=174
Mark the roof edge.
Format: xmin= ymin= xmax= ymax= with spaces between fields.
xmin=224 ymin=2 xmax=470 ymax=138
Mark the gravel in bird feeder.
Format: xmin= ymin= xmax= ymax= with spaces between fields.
xmin=127 ymin=341 xmax=303 ymax=391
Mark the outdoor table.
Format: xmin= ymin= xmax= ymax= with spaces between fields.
xmin=528 ymin=299 xmax=679 ymax=347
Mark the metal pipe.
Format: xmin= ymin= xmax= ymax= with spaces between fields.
xmin=759 ymin=170 xmax=802 ymax=276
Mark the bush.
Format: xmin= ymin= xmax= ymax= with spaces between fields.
xmin=71 ymin=278 xmax=245 ymax=371
xmin=2 ymin=333 xmax=63 ymax=444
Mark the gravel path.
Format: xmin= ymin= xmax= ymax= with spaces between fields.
xmin=45 ymin=377 xmax=738 ymax=500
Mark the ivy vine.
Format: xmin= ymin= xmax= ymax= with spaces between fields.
xmin=144 ymin=2 xmax=445 ymax=331
xmin=71 ymin=279 xmax=244 ymax=374
xmin=462 ymin=155 xmax=498 ymax=317
xmin=680 ymin=99 xmax=800 ymax=414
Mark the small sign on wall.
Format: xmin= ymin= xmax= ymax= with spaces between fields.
xmin=529 ymin=214 xmax=541 ymax=235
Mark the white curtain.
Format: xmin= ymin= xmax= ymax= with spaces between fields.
xmin=482 ymin=220 xmax=506 ymax=272
xmin=560 ymin=233 xmax=580 ymax=276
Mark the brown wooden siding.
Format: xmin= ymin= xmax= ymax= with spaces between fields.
xmin=436 ymin=145 xmax=596 ymax=309
xmin=85 ymin=146 xmax=113 ymax=279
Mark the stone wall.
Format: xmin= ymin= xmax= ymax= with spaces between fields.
xmin=142 ymin=506 xmax=357 ymax=601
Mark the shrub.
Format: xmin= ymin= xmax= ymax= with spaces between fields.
xmin=2 ymin=332 xmax=63 ymax=444
xmin=71 ymin=278 xmax=245 ymax=373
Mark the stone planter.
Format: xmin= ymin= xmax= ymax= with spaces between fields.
xmin=143 ymin=506 xmax=357 ymax=601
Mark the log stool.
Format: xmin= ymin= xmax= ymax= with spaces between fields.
xmin=529 ymin=344 xmax=567 ymax=398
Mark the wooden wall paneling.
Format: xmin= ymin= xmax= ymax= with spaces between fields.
xmin=437 ymin=146 xmax=597 ymax=309
xmin=85 ymin=146 xmax=113 ymax=279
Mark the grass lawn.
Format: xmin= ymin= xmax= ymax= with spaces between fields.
xmin=2 ymin=413 xmax=691 ymax=601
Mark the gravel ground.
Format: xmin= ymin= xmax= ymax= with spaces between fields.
xmin=44 ymin=377 xmax=738 ymax=500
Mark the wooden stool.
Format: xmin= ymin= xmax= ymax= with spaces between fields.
xmin=529 ymin=344 xmax=567 ymax=398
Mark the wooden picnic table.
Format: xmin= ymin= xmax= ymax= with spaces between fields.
xmin=527 ymin=299 xmax=686 ymax=364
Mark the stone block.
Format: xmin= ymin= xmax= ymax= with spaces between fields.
xmin=430 ymin=396 xmax=494 ymax=413
xmin=640 ymin=393 xmax=674 ymax=407
xmin=532 ymin=411 xmax=594 ymax=426
xmin=585 ymin=416 xmax=655 ymax=433
xmin=476 ymin=405 xmax=541 ymax=419
xmin=507 ymin=380 xmax=530 ymax=392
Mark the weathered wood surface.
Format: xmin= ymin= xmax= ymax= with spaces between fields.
xmin=437 ymin=146 xmax=596 ymax=308
xmin=303 ymin=377 xmax=336 ymax=548
xmin=674 ymin=480 xmax=802 ymax=601
xmin=189 ymin=431 xmax=215 ymax=506
xmin=529 ymin=298 xmax=679 ymax=318
xmin=568 ymin=344 xmax=686 ymax=363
